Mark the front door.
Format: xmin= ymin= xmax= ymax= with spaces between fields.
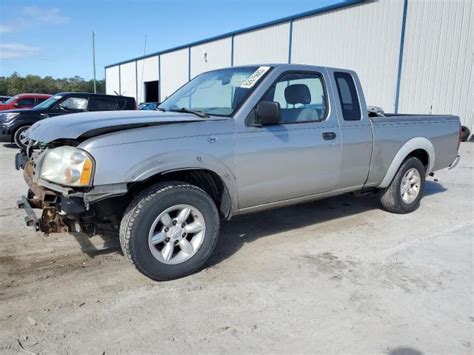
xmin=235 ymin=71 xmax=342 ymax=209
xmin=48 ymin=96 xmax=89 ymax=117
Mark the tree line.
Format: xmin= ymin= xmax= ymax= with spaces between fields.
xmin=0 ymin=73 xmax=105 ymax=96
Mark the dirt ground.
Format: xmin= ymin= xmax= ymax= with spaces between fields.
xmin=0 ymin=142 xmax=472 ymax=354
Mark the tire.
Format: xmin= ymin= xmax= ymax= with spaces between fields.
xmin=120 ymin=182 xmax=220 ymax=281
xmin=460 ymin=125 xmax=470 ymax=142
xmin=379 ymin=157 xmax=426 ymax=214
xmin=13 ymin=125 xmax=31 ymax=149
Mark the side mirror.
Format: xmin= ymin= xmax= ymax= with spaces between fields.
xmin=13 ymin=102 xmax=19 ymax=107
xmin=255 ymin=101 xmax=280 ymax=125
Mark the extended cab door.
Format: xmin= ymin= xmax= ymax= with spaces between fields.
xmin=234 ymin=68 xmax=342 ymax=209
xmin=330 ymin=70 xmax=372 ymax=190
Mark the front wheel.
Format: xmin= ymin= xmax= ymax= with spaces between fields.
xmin=13 ymin=125 xmax=31 ymax=149
xmin=120 ymin=182 xmax=220 ymax=281
xmin=379 ymin=157 xmax=426 ymax=214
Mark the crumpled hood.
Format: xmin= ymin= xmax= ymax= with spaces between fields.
xmin=27 ymin=110 xmax=208 ymax=143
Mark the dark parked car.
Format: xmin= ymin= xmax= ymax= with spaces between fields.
xmin=138 ymin=102 xmax=159 ymax=110
xmin=0 ymin=93 xmax=51 ymax=111
xmin=0 ymin=92 xmax=136 ymax=148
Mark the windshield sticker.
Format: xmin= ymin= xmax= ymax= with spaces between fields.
xmin=240 ymin=66 xmax=270 ymax=89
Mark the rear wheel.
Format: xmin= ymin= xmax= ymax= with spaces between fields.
xmin=379 ymin=157 xmax=426 ymax=214
xmin=120 ymin=182 xmax=220 ymax=281
xmin=13 ymin=125 xmax=31 ymax=149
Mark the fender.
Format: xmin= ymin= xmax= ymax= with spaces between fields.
xmin=378 ymin=137 xmax=435 ymax=188
xmin=125 ymin=150 xmax=239 ymax=212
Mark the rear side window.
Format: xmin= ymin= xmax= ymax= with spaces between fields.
xmin=36 ymin=97 xmax=48 ymax=105
xmin=89 ymin=98 xmax=119 ymax=111
xmin=334 ymin=72 xmax=361 ymax=121
xmin=117 ymin=98 xmax=131 ymax=109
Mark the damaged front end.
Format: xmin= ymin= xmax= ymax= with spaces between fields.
xmin=16 ymin=152 xmax=88 ymax=234
xmin=15 ymin=139 xmax=98 ymax=235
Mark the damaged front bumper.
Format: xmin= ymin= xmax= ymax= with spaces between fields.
xmin=16 ymin=155 xmax=87 ymax=234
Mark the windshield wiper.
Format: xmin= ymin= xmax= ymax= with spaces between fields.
xmin=170 ymin=107 xmax=209 ymax=118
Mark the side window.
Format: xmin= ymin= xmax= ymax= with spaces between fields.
xmin=57 ymin=97 xmax=88 ymax=112
xmin=88 ymin=98 xmax=119 ymax=111
xmin=35 ymin=97 xmax=48 ymax=105
xmin=16 ymin=98 xmax=36 ymax=107
xmin=261 ymin=72 xmax=327 ymax=124
xmin=334 ymin=72 xmax=361 ymax=121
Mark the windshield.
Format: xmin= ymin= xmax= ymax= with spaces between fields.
xmin=34 ymin=95 xmax=62 ymax=109
xmin=3 ymin=96 xmax=18 ymax=104
xmin=158 ymin=66 xmax=271 ymax=117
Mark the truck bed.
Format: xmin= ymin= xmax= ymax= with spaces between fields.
xmin=365 ymin=114 xmax=460 ymax=187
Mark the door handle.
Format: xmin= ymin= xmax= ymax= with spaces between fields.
xmin=322 ymin=132 xmax=337 ymax=140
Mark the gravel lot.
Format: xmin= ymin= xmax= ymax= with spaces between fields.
xmin=0 ymin=142 xmax=472 ymax=354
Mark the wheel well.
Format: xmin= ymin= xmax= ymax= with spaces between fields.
xmin=407 ymin=149 xmax=429 ymax=169
xmin=127 ymin=169 xmax=232 ymax=219
xmin=11 ymin=125 xmax=28 ymax=142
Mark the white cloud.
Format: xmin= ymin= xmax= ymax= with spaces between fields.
xmin=0 ymin=24 xmax=13 ymax=33
xmin=0 ymin=43 xmax=40 ymax=59
xmin=22 ymin=5 xmax=70 ymax=25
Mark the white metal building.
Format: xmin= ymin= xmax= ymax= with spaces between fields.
xmin=105 ymin=0 xmax=473 ymax=130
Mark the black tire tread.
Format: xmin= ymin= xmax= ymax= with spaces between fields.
xmin=379 ymin=157 xmax=425 ymax=214
xmin=119 ymin=181 xmax=219 ymax=280
xmin=13 ymin=125 xmax=31 ymax=149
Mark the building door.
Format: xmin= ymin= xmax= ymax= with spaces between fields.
xmin=144 ymin=81 xmax=159 ymax=102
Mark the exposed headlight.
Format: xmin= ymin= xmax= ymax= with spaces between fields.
xmin=4 ymin=113 xmax=20 ymax=122
xmin=39 ymin=147 xmax=95 ymax=187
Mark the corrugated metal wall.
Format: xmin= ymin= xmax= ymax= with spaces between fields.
xmin=190 ymin=38 xmax=232 ymax=78
xmin=292 ymin=0 xmax=404 ymax=112
xmin=233 ymin=23 xmax=290 ymax=65
xmin=104 ymin=0 xmax=472 ymax=130
xmin=119 ymin=62 xmax=137 ymax=98
xmin=398 ymin=0 xmax=473 ymax=129
xmin=160 ymin=49 xmax=189 ymax=99
xmin=136 ymin=56 xmax=159 ymax=103
xmin=105 ymin=66 xmax=120 ymax=96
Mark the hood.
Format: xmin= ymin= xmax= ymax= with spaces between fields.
xmin=27 ymin=110 xmax=211 ymax=143
xmin=0 ymin=107 xmax=41 ymax=114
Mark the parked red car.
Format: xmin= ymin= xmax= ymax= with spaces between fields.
xmin=0 ymin=93 xmax=51 ymax=111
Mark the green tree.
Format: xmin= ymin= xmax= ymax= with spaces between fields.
xmin=0 ymin=73 xmax=105 ymax=96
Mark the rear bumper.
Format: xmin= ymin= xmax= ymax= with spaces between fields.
xmin=0 ymin=123 xmax=13 ymax=141
xmin=449 ymin=154 xmax=461 ymax=170
xmin=0 ymin=132 xmax=11 ymax=142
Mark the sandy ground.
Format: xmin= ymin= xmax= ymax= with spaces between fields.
xmin=0 ymin=142 xmax=472 ymax=354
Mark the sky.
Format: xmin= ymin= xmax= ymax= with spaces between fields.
xmin=0 ymin=0 xmax=343 ymax=80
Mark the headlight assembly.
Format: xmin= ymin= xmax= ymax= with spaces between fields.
xmin=4 ymin=113 xmax=20 ymax=122
xmin=39 ymin=146 xmax=95 ymax=187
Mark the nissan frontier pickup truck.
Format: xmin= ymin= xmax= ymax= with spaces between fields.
xmin=16 ymin=64 xmax=461 ymax=281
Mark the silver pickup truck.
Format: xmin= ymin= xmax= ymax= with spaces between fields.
xmin=16 ymin=64 xmax=461 ymax=280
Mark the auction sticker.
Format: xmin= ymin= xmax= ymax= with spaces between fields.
xmin=240 ymin=66 xmax=270 ymax=89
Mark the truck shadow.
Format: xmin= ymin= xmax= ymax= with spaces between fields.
xmin=208 ymin=193 xmax=379 ymax=267
xmin=208 ymin=182 xmax=447 ymax=267
xmin=70 ymin=180 xmax=447 ymax=262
